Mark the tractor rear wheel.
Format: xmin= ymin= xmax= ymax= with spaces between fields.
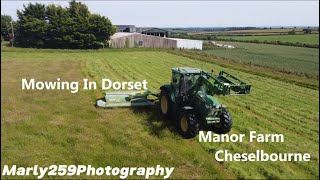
xmin=178 ymin=111 xmax=199 ymax=138
xmin=212 ymin=108 xmax=233 ymax=134
xmin=159 ymin=90 xmax=171 ymax=118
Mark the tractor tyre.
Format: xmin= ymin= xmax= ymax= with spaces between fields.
xmin=212 ymin=107 xmax=233 ymax=134
xmin=178 ymin=111 xmax=199 ymax=138
xmin=159 ymin=90 xmax=171 ymax=119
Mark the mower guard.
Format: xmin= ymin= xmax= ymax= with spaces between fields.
xmin=96 ymin=90 xmax=159 ymax=108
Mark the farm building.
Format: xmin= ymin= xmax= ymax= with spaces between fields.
xmin=168 ymin=38 xmax=203 ymax=49
xmin=110 ymin=32 xmax=202 ymax=50
xmin=115 ymin=25 xmax=162 ymax=34
xmin=115 ymin=25 xmax=136 ymax=32
xmin=141 ymin=28 xmax=170 ymax=38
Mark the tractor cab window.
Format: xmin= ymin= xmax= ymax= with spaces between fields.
xmin=199 ymin=77 xmax=215 ymax=95
xmin=172 ymin=73 xmax=181 ymax=90
xmin=179 ymin=74 xmax=199 ymax=95
xmin=184 ymin=74 xmax=199 ymax=87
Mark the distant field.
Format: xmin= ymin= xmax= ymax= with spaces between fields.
xmin=171 ymin=29 xmax=319 ymax=48
xmin=187 ymin=28 xmax=306 ymax=36
xmin=1 ymin=48 xmax=319 ymax=179
xmin=218 ymin=34 xmax=319 ymax=45
xmin=202 ymin=41 xmax=319 ymax=77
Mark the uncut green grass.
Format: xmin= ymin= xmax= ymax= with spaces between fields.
xmin=202 ymin=41 xmax=319 ymax=77
xmin=219 ymin=34 xmax=319 ymax=45
xmin=1 ymin=49 xmax=319 ymax=179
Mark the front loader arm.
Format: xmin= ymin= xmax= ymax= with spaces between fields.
xmin=189 ymin=71 xmax=251 ymax=96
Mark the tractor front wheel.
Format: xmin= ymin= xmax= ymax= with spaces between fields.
xmin=160 ymin=90 xmax=171 ymax=118
xmin=212 ymin=108 xmax=233 ymax=134
xmin=178 ymin=111 xmax=199 ymax=138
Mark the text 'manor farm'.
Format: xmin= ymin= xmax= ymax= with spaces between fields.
xmin=199 ymin=131 xmax=311 ymax=162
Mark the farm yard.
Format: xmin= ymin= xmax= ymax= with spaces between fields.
xmin=1 ymin=47 xmax=319 ymax=179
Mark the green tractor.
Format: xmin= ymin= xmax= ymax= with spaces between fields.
xmin=96 ymin=67 xmax=251 ymax=138
xmin=158 ymin=68 xmax=251 ymax=138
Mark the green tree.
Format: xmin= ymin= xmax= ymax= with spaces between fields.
xmin=1 ymin=15 xmax=14 ymax=40
xmin=66 ymin=0 xmax=92 ymax=48
xmin=14 ymin=0 xmax=115 ymax=49
xmin=15 ymin=3 xmax=48 ymax=47
xmin=288 ymin=30 xmax=296 ymax=35
xmin=303 ymin=28 xmax=312 ymax=34
xmin=46 ymin=4 xmax=71 ymax=48
xmin=88 ymin=14 xmax=115 ymax=48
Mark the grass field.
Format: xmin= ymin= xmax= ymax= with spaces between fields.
xmin=1 ymin=48 xmax=319 ymax=179
xmin=187 ymin=28 xmax=307 ymax=36
xmin=218 ymin=34 xmax=319 ymax=46
xmin=202 ymin=41 xmax=319 ymax=78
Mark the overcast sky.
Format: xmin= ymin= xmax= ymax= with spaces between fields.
xmin=1 ymin=1 xmax=319 ymax=27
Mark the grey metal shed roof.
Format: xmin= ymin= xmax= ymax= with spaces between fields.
xmin=142 ymin=28 xmax=168 ymax=33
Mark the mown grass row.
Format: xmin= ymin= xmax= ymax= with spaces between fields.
xmin=2 ymin=44 xmax=318 ymax=89
xmin=202 ymin=41 xmax=319 ymax=76
xmin=1 ymin=50 xmax=318 ymax=179
xmin=167 ymin=47 xmax=319 ymax=89
xmin=1 ymin=51 xmax=234 ymax=179
xmin=82 ymin=51 xmax=319 ymax=179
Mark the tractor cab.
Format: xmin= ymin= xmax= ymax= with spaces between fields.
xmin=171 ymin=67 xmax=201 ymax=95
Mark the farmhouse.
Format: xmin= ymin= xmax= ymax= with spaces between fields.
xmin=110 ymin=32 xmax=202 ymax=50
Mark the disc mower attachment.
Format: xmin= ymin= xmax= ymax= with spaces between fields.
xmin=197 ymin=70 xmax=251 ymax=96
xmin=216 ymin=71 xmax=251 ymax=95
xmin=96 ymin=90 xmax=158 ymax=108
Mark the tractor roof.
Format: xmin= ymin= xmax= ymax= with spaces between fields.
xmin=172 ymin=67 xmax=202 ymax=74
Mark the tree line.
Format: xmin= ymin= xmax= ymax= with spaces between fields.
xmin=1 ymin=0 xmax=116 ymax=49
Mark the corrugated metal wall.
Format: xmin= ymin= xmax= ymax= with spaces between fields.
xmin=111 ymin=34 xmax=177 ymax=48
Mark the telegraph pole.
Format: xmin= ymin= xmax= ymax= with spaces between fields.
xmin=10 ymin=21 xmax=14 ymax=47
